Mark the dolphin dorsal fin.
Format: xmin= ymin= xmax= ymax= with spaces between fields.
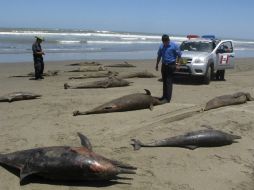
xmin=144 ymin=89 xmax=151 ymax=95
xmin=77 ymin=132 xmax=93 ymax=151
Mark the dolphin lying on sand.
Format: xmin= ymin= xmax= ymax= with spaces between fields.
xmin=0 ymin=132 xmax=136 ymax=184
xmin=64 ymin=77 xmax=131 ymax=89
xmin=204 ymin=92 xmax=254 ymax=111
xmin=69 ymin=71 xmax=118 ymax=79
xmin=67 ymin=66 xmax=106 ymax=72
xmin=105 ymin=61 xmax=136 ymax=68
xmin=118 ymin=71 xmax=156 ymax=79
xmin=131 ymin=129 xmax=241 ymax=150
xmin=0 ymin=92 xmax=41 ymax=102
xmin=73 ymin=89 xmax=163 ymax=116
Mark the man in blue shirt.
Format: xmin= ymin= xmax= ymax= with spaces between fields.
xmin=156 ymin=34 xmax=181 ymax=103
xmin=32 ymin=36 xmax=45 ymax=80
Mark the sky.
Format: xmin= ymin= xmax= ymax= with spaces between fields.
xmin=0 ymin=0 xmax=254 ymax=40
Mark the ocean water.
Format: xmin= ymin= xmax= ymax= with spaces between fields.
xmin=0 ymin=28 xmax=254 ymax=63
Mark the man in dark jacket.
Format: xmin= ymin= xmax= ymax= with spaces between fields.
xmin=156 ymin=34 xmax=181 ymax=103
xmin=32 ymin=36 xmax=45 ymax=80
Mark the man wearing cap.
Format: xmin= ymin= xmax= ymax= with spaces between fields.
xmin=32 ymin=36 xmax=45 ymax=80
xmin=156 ymin=34 xmax=181 ymax=103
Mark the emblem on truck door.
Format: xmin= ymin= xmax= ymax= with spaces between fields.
xmin=220 ymin=55 xmax=229 ymax=64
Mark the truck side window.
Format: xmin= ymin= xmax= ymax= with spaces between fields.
xmin=218 ymin=42 xmax=233 ymax=53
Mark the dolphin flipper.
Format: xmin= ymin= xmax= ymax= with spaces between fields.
xmin=102 ymin=81 xmax=110 ymax=88
xmin=184 ymin=145 xmax=198 ymax=150
xmin=77 ymin=132 xmax=93 ymax=151
xmin=20 ymin=164 xmax=39 ymax=183
xmin=149 ymin=103 xmax=154 ymax=111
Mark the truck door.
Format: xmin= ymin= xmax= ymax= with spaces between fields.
xmin=215 ymin=41 xmax=235 ymax=70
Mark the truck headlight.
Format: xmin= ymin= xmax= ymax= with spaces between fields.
xmin=193 ymin=57 xmax=206 ymax=63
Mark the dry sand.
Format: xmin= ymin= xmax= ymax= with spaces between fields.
xmin=0 ymin=58 xmax=254 ymax=190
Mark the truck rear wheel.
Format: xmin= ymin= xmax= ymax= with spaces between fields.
xmin=204 ymin=66 xmax=212 ymax=84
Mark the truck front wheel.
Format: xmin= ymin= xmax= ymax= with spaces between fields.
xmin=204 ymin=66 xmax=212 ymax=84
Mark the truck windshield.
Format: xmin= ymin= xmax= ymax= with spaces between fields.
xmin=180 ymin=41 xmax=213 ymax=52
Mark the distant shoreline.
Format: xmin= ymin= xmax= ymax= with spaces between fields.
xmin=1 ymin=27 xmax=254 ymax=63
xmin=1 ymin=53 xmax=254 ymax=64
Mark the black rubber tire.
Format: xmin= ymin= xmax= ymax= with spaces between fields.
xmin=215 ymin=70 xmax=220 ymax=80
xmin=204 ymin=66 xmax=212 ymax=84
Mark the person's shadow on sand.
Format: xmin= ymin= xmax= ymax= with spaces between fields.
xmin=29 ymin=77 xmax=44 ymax=81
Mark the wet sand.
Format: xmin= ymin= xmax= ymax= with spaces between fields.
xmin=0 ymin=58 xmax=254 ymax=190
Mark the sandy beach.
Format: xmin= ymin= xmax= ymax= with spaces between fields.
xmin=0 ymin=58 xmax=254 ymax=190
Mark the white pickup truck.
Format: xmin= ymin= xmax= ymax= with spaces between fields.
xmin=177 ymin=35 xmax=235 ymax=84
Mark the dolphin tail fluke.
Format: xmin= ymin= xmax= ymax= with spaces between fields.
xmin=131 ymin=139 xmax=142 ymax=150
xmin=64 ymin=83 xmax=70 ymax=89
xmin=73 ymin=110 xmax=80 ymax=116
xmin=246 ymin=93 xmax=254 ymax=101
xmin=73 ymin=110 xmax=89 ymax=116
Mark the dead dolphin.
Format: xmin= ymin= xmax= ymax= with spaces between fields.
xmin=204 ymin=92 xmax=254 ymax=111
xmin=0 ymin=92 xmax=41 ymax=102
xmin=0 ymin=132 xmax=136 ymax=184
xmin=10 ymin=70 xmax=59 ymax=78
xmin=131 ymin=129 xmax=241 ymax=150
xmin=73 ymin=89 xmax=162 ymax=116
xmin=118 ymin=71 xmax=156 ymax=79
xmin=66 ymin=61 xmax=101 ymax=66
xmin=69 ymin=71 xmax=118 ymax=79
xmin=64 ymin=77 xmax=131 ymax=89
xmin=67 ymin=66 xmax=106 ymax=72
xmin=105 ymin=61 xmax=136 ymax=68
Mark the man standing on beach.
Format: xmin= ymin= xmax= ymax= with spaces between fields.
xmin=32 ymin=36 xmax=45 ymax=80
xmin=156 ymin=34 xmax=181 ymax=103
